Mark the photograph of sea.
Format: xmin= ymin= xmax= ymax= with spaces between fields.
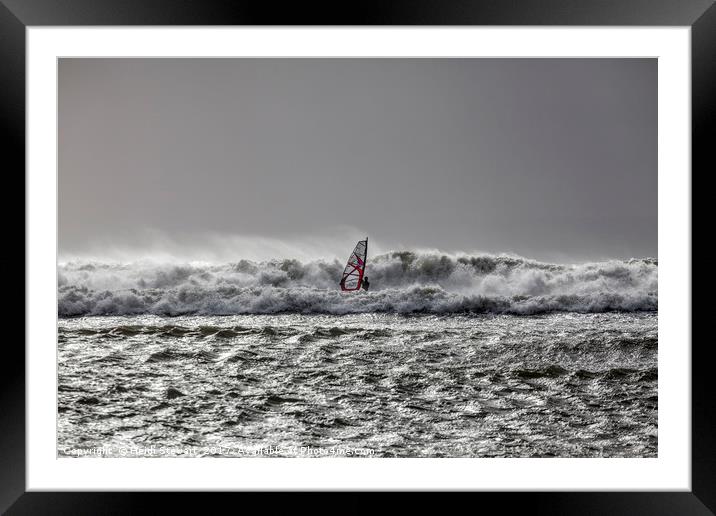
xmin=58 ymin=58 xmax=657 ymax=458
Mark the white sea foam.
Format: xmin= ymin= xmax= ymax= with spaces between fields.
xmin=58 ymin=252 xmax=657 ymax=316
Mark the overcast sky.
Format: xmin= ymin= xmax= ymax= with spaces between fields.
xmin=59 ymin=58 xmax=656 ymax=262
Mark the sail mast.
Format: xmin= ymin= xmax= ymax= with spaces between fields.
xmin=365 ymin=237 xmax=368 ymax=273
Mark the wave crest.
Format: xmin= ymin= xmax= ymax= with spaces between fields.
xmin=58 ymin=252 xmax=657 ymax=316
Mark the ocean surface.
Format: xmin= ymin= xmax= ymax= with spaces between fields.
xmin=57 ymin=252 xmax=657 ymax=458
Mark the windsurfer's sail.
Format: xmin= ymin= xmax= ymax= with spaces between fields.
xmin=340 ymin=238 xmax=368 ymax=291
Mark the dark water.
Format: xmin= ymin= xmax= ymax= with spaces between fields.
xmin=58 ymin=313 xmax=657 ymax=457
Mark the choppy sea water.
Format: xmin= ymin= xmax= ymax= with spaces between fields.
xmin=58 ymin=312 xmax=657 ymax=458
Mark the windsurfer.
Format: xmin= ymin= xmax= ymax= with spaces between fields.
xmin=361 ymin=276 xmax=370 ymax=291
xmin=339 ymin=238 xmax=368 ymax=291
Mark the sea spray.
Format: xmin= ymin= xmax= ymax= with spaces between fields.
xmin=58 ymin=252 xmax=657 ymax=317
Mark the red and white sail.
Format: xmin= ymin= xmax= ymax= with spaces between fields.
xmin=340 ymin=238 xmax=368 ymax=291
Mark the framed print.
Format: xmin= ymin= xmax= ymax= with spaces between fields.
xmin=4 ymin=0 xmax=713 ymax=512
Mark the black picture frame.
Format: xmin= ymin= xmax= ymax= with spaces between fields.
xmin=4 ymin=0 xmax=712 ymax=513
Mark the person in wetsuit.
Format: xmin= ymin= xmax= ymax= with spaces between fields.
xmin=361 ymin=276 xmax=370 ymax=291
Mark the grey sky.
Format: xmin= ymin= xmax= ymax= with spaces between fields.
xmin=59 ymin=58 xmax=656 ymax=262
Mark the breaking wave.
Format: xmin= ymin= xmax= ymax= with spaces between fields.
xmin=58 ymin=252 xmax=657 ymax=317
